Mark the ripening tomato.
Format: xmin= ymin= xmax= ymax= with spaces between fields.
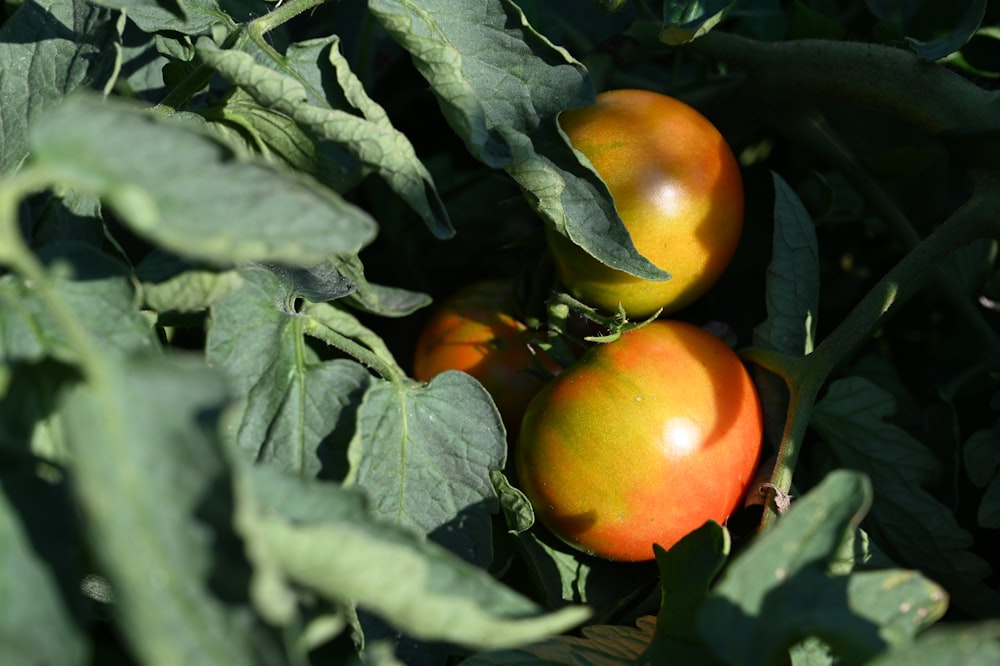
xmin=550 ymin=89 xmax=744 ymax=317
xmin=516 ymin=320 xmax=762 ymax=562
xmin=412 ymin=280 xmax=554 ymax=436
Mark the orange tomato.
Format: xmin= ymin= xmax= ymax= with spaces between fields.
xmin=516 ymin=320 xmax=762 ymax=562
xmin=413 ymin=280 xmax=553 ymax=436
xmin=551 ymin=89 xmax=744 ymax=317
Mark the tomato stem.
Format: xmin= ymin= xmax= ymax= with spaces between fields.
xmin=302 ymin=309 xmax=408 ymax=386
xmin=769 ymin=104 xmax=1000 ymax=362
xmin=685 ymin=31 xmax=1000 ymax=134
xmin=812 ymin=176 xmax=1000 ymax=371
xmin=0 ymin=169 xmax=115 ymax=384
xmin=750 ymin=176 xmax=1000 ymax=531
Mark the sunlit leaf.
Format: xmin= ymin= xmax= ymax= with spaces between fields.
xmin=61 ymin=355 xmax=278 ymax=664
xmin=368 ymin=0 xmax=667 ymax=282
xmin=30 ymin=95 xmax=378 ymax=267
xmin=0 ymin=0 xmax=120 ymax=174
xmin=237 ymin=464 xmax=590 ymax=651
xmin=660 ymin=0 xmax=736 ymax=45
xmin=346 ymin=370 xmax=506 ymax=566
xmin=207 ymin=268 xmax=373 ymax=478
xmin=197 ymin=36 xmax=452 ymax=239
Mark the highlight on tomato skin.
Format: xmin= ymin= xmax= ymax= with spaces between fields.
xmin=551 ymin=88 xmax=745 ymax=318
xmin=515 ymin=320 xmax=763 ymax=562
xmin=412 ymin=280 xmax=556 ymax=437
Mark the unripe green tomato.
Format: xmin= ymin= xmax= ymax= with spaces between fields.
xmin=516 ymin=320 xmax=762 ymax=562
xmin=412 ymin=280 xmax=553 ymax=436
xmin=551 ymin=89 xmax=744 ymax=317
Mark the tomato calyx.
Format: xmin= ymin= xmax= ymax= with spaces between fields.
xmin=542 ymin=289 xmax=663 ymax=352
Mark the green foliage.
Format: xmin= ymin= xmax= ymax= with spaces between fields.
xmin=2 ymin=0 xmax=1000 ymax=663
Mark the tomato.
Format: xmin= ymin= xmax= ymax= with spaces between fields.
xmin=412 ymin=280 xmax=553 ymax=436
xmin=550 ymin=89 xmax=744 ymax=317
xmin=515 ymin=320 xmax=762 ymax=562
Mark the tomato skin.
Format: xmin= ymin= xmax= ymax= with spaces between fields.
xmin=552 ymin=89 xmax=744 ymax=317
xmin=515 ymin=320 xmax=762 ymax=562
xmin=413 ymin=280 xmax=551 ymax=436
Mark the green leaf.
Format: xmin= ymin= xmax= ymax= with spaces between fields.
xmin=23 ymin=191 xmax=106 ymax=250
xmin=637 ymin=522 xmax=729 ymax=664
xmin=136 ymin=252 xmax=245 ymax=314
xmin=866 ymin=0 xmax=987 ymax=60
xmin=332 ymin=254 xmax=432 ymax=317
xmin=640 ymin=521 xmax=729 ymax=664
xmin=88 ymin=0 xmax=183 ymax=19
xmin=0 ymin=243 xmax=157 ymax=364
xmin=0 ymin=0 xmax=121 ymax=174
xmin=812 ymin=378 xmax=992 ymax=585
xmin=492 ymin=470 xmax=534 ymax=535
xmin=61 ymin=355 xmax=277 ymax=665
xmin=206 ymin=268 xmax=374 ymax=478
xmin=211 ymin=89 xmax=366 ymax=195
xmin=963 ymin=426 xmax=1000 ymax=489
xmin=121 ymin=0 xmax=266 ymax=34
xmin=30 ymin=94 xmax=378 ymax=267
xmin=660 ymin=0 xmax=736 ymax=45
xmin=0 ymin=473 xmax=88 ymax=666
xmin=699 ymin=470 xmax=884 ymax=665
xmin=0 ymin=360 xmax=77 ymax=464
xmin=197 ymin=36 xmax=452 ymax=239
xmin=237 ymin=464 xmax=590 ymax=651
xmin=368 ymin=0 xmax=667 ymax=282
xmin=754 ymin=172 xmax=820 ymax=355
xmin=869 ymin=620 xmax=1000 ymax=665
xmin=346 ymin=370 xmax=506 ymax=566
xmin=788 ymin=0 xmax=847 ymax=40
xmin=976 ymin=477 xmax=1000 ymax=528
xmin=303 ymin=300 xmax=405 ymax=374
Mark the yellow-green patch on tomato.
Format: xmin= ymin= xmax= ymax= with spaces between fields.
xmin=552 ymin=89 xmax=744 ymax=317
xmin=515 ymin=320 xmax=762 ymax=562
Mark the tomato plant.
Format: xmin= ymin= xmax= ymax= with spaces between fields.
xmin=413 ymin=280 xmax=552 ymax=435
xmin=548 ymin=88 xmax=744 ymax=317
xmin=516 ymin=320 xmax=763 ymax=562
xmin=4 ymin=0 xmax=1000 ymax=663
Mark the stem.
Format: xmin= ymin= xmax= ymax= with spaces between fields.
xmin=155 ymin=0 xmax=327 ymax=114
xmin=303 ymin=316 xmax=407 ymax=387
xmin=742 ymin=176 xmax=1000 ymax=530
xmin=812 ymin=178 xmax=1000 ymax=371
xmin=0 ymin=171 xmax=111 ymax=382
xmin=250 ymin=0 xmax=328 ymax=36
xmin=685 ymin=31 xmax=1000 ymax=133
xmin=740 ymin=347 xmax=821 ymax=530
xmin=771 ymin=104 xmax=1000 ymax=362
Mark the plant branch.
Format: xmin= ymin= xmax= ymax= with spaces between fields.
xmin=0 ymin=170 xmax=112 ymax=382
xmin=813 ymin=175 xmax=1000 ymax=372
xmin=250 ymin=0 xmax=328 ymax=37
xmin=769 ymin=104 xmax=1000 ymax=363
xmin=685 ymin=31 xmax=1000 ymax=134
xmin=303 ymin=314 xmax=407 ymax=387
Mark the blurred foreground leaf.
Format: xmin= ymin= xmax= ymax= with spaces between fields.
xmin=30 ymin=95 xmax=378 ymax=266
xmin=238 ymin=465 xmax=591 ymax=651
xmin=699 ymin=470 xmax=946 ymax=665
xmin=62 ymin=355 xmax=279 ymax=665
